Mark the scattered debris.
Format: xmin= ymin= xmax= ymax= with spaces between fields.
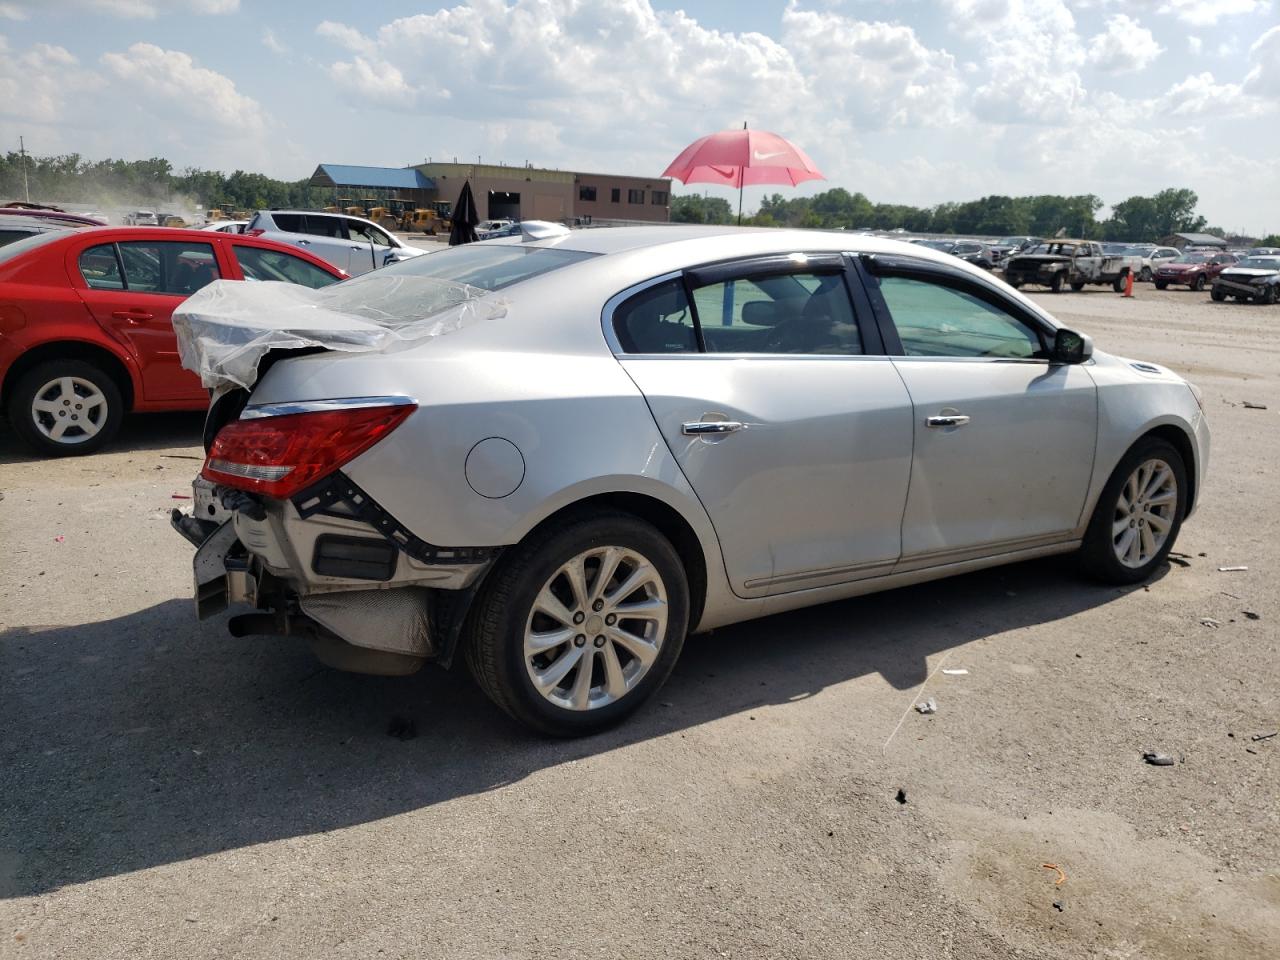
xmin=1243 ymin=611 xmax=1260 ymax=621
xmin=1242 ymin=401 xmax=1267 ymax=410
xmin=895 ymin=788 xmax=907 ymax=805
xmin=1217 ymin=566 xmax=1248 ymax=572
xmin=161 ymin=454 xmax=203 ymax=460
xmin=941 ymin=668 xmax=969 ymax=676
xmin=171 ymin=493 xmax=191 ymax=500
xmin=1247 ymin=748 xmax=1259 ymax=755
xmin=1252 ymin=731 xmax=1278 ymax=742
xmin=1052 ymin=900 xmax=1065 ymax=912
xmin=1143 ymin=751 xmax=1176 ymax=766
xmin=915 ymin=698 xmax=937 ymax=714
xmin=53 ymin=535 xmax=64 ymax=543
xmin=1220 ymin=591 xmax=1242 ymax=599
xmin=1042 ymin=863 xmax=1068 ymax=886
xmin=386 ymin=716 xmax=417 ymax=741
xmin=1198 ymin=617 xmax=1221 ymax=628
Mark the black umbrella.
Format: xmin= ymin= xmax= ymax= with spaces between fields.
xmin=448 ymin=181 xmax=479 ymax=246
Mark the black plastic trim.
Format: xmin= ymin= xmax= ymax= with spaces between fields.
xmin=312 ymin=534 xmax=398 ymax=581
xmin=685 ymin=252 xmax=845 ymax=287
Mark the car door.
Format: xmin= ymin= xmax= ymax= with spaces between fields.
xmin=343 ymin=218 xmax=396 ymax=273
xmin=610 ymin=255 xmax=914 ymax=599
xmin=857 ymin=255 xmax=1097 ymax=566
xmin=72 ymin=237 xmax=226 ymax=402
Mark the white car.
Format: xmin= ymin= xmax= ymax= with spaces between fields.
xmin=476 ymin=218 xmax=516 ymax=239
xmin=173 ymin=226 xmax=1209 ymax=735
xmin=1124 ymin=246 xmax=1181 ymax=282
xmin=245 ymin=210 xmax=427 ymax=276
xmin=201 ymin=220 xmax=249 ymax=234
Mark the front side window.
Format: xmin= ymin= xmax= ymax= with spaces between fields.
xmin=234 ymin=246 xmax=339 ymax=289
xmin=79 ymin=243 xmax=124 ymax=290
xmin=347 ymin=220 xmax=392 ymax=246
xmin=692 ymin=272 xmax=862 ymax=355
xmin=115 ymin=241 xmax=221 ymax=295
xmin=875 ymin=275 xmax=1046 ymax=359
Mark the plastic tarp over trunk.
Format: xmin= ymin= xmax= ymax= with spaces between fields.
xmin=172 ymin=276 xmax=505 ymax=390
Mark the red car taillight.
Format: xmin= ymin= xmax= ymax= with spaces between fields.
xmin=202 ymin=403 xmax=416 ymax=499
xmin=244 ymin=228 xmax=265 ymax=237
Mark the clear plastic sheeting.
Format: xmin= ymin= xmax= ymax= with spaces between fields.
xmin=172 ymin=275 xmax=506 ymax=389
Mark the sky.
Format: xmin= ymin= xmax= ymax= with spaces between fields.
xmin=1 ymin=0 xmax=1278 ymax=233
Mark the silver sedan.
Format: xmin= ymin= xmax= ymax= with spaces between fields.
xmin=172 ymin=226 xmax=1209 ymax=736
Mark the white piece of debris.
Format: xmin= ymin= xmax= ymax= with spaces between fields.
xmin=1198 ymin=617 xmax=1221 ymax=628
xmin=941 ymin=668 xmax=969 ymax=675
xmin=1218 ymin=565 xmax=1249 ymax=572
xmin=915 ymin=698 xmax=938 ymax=714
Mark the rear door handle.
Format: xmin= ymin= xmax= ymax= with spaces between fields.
xmin=682 ymin=420 xmax=744 ymax=436
xmin=295 ymin=239 xmax=310 ymax=246
xmin=111 ymin=309 xmax=154 ymax=323
xmin=926 ymin=414 xmax=970 ymax=428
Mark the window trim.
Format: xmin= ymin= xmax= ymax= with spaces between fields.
xmin=78 ymin=241 xmax=128 ymax=291
xmin=854 ymin=252 xmax=1058 ymax=360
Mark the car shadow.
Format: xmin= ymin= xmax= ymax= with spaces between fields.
xmin=0 ymin=555 xmax=1159 ymax=897
xmin=0 ymin=411 xmax=205 ymax=465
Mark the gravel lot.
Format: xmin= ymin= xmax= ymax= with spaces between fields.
xmin=1 ymin=286 xmax=1277 ymax=959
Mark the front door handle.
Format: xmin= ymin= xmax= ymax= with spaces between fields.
xmin=111 ymin=309 xmax=154 ymax=323
xmin=682 ymin=420 xmax=744 ymax=436
xmin=295 ymin=239 xmax=310 ymax=246
xmin=926 ymin=414 xmax=971 ymax=428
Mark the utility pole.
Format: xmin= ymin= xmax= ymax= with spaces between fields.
xmin=19 ymin=135 xmax=31 ymax=202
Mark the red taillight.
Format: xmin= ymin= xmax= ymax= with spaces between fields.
xmin=244 ymin=228 xmax=265 ymax=237
xmin=202 ymin=403 xmax=416 ymax=499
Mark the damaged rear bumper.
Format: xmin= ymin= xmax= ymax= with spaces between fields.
xmin=172 ymin=473 xmax=499 ymax=672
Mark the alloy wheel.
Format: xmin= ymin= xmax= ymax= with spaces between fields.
xmin=1112 ymin=458 xmax=1178 ymax=568
xmin=523 ymin=545 xmax=669 ymax=711
xmin=29 ymin=376 xmax=109 ymax=444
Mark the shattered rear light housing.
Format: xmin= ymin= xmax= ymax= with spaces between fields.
xmin=203 ymin=401 xmax=417 ymax=500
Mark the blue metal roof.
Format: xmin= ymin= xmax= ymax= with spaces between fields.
xmin=310 ymin=164 xmax=435 ymax=190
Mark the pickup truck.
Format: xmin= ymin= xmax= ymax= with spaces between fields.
xmin=1003 ymin=240 xmax=1143 ymax=293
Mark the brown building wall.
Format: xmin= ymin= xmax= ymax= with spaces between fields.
xmin=572 ymin=174 xmax=671 ymax=223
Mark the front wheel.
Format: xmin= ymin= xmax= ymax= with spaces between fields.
xmin=1050 ymin=272 xmax=1065 ymax=293
xmin=8 ymin=358 xmax=124 ymax=457
xmin=1192 ymin=273 xmax=1207 ymax=292
xmin=465 ymin=513 xmax=690 ymax=736
xmin=1140 ymin=266 xmax=1152 ymax=282
xmin=1071 ymin=281 xmax=1086 ymax=292
xmin=1211 ymin=285 xmax=1226 ymax=302
xmin=1264 ymin=284 xmax=1279 ymax=306
xmin=1079 ymin=437 xmax=1188 ymax=585
xmin=1154 ymin=280 xmax=1168 ymax=290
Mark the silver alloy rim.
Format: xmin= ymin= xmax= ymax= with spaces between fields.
xmin=30 ymin=376 xmax=108 ymax=444
xmin=524 ymin=545 xmax=669 ymax=711
xmin=1112 ymin=458 xmax=1177 ymax=568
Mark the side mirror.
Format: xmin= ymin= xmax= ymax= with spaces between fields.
xmin=1052 ymin=328 xmax=1093 ymax=364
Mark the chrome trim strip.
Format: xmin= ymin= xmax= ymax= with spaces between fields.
xmin=744 ymin=558 xmax=896 ymax=590
xmin=240 ymin=395 xmax=418 ymax=420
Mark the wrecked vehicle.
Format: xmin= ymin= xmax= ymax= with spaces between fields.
xmin=1003 ymin=240 xmax=1141 ymax=293
xmin=1211 ymin=255 xmax=1280 ymax=304
xmin=1153 ymin=251 xmax=1237 ymax=291
xmin=171 ymin=226 xmax=1209 ymax=735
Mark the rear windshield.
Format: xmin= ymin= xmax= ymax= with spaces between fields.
xmin=0 ymin=228 xmax=67 ymax=265
xmin=376 ymin=243 xmax=596 ymax=291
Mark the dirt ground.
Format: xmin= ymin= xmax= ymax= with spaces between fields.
xmin=1 ymin=285 xmax=1277 ymax=959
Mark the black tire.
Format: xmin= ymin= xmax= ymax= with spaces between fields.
xmin=1070 ymin=281 xmax=1086 ymax=292
xmin=1140 ymin=266 xmax=1152 ymax=282
xmin=1154 ymin=280 xmax=1168 ymax=290
xmin=7 ymin=358 xmax=124 ymax=457
xmin=1007 ymin=278 xmax=1022 ymax=289
xmin=1264 ymin=284 xmax=1279 ymax=306
xmin=1192 ymin=273 xmax=1206 ymax=292
xmin=1050 ymin=272 xmax=1065 ymax=293
xmin=464 ymin=512 xmax=690 ymax=736
xmin=1112 ymin=273 xmax=1127 ymax=293
xmin=1210 ymin=285 xmax=1226 ymax=302
xmin=1079 ymin=436 xmax=1188 ymax=585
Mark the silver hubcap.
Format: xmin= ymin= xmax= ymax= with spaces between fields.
xmin=1112 ymin=458 xmax=1177 ymax=568
xmin=524 ymin=545 xmax=669 ymax=711
xmin=30 ymin=376 xmax=108 ymax=444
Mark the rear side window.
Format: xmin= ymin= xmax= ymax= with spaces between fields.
xmin=234 ymin=245 xmax=339 ymax=289
xmin=692 ymin=271 xmax=862 ymax=355
xmin=613 ymin=280 xmax=697 ymax=354
xmin=302 ymin=215 xmax=344 ymax=238
xmin=79 ymin=244 xmax=124 ymax=290
xmin=114 ymin=241 xmax=222 ymax=295
xmin=271 ymin=214 xmax=302 ymax=233
xmin=0 ymin=229 xmax=38 ymax=248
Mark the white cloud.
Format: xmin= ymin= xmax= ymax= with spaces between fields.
xmin=261 ymin=27 xmax=286 ymax=55
xmin=1157 ymin=71 xmax=1248 ymax=116
xmin=1244 ymin=25 xmax=1280 ymax=96
xmin=316 ymin=20 xmax=378 ymax=56
xmin=0 ymin=2 xmax=28 ymax=19
xmin=99 ymin=42 xmax=266 ymax=131
xmin=190 ymin=0 xmax=238 ymax=12
xmin=0 ymin=36 xmax=86 ymax=121
xmin=1187 ymin=36 xmax=1201 ymax=55
xmin=1 ymin=0 xmax=239 ymax=17
xmin=86 ymin=0 xmax=156 ymax=16
xmin=1087 ymin=15 xmax=1162 ymax=73
xmin=1157 ymin=0 xmax=1268 ymax=26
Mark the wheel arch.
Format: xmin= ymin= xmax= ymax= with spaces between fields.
xmin=2 ymin=339 xmax=138 ymax=412
xmin=1141 ymin=423 xmax=1198 ymax=515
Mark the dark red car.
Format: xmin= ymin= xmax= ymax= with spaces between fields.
xmin=0 ymin=226 xmax=346 ymax=456
xmin=1153 ymin=251 xmax=1238 ymax=291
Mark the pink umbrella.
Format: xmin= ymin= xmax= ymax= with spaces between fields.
xmin=662 ymin=124 xmax=825 ymax=224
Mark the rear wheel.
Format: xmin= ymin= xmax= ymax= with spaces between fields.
xmin=1140 ymin=266 xmax=1152 ymax=282
xmin=1264 ymin=284 xmax=1279 ymax=305
xmin=8 ymin=358 xmax=124 ymax=457
xmin=1211 ymin=285 xmax=1226 ymax=302
xmin=465 ymin=512 xmax=689 ymax=736
xmin=1079 ymin=437 xmax=1187 ymax=585
xmin=1154 ymin=280 xmax=1168 ymax=290
xmin=1050 ymin=272 xmax=1065 ymax=293
xmin=1071 ymin=281 xmax=1086 ymax=292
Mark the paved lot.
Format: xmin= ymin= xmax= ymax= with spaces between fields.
xmin=1 ymin=286 xmax=1277 ymax=959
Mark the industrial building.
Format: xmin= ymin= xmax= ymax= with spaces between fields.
xmin=309 ymin=161 xmax=672 ymax=224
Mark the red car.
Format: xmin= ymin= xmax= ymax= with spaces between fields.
xmin=1153 ymin=251 xmax=1238 ymax=291
xmin=0 ymin=226 xmax=346 ymax=456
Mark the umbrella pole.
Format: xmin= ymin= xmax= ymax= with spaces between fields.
xmin=737 ymin=180 xmax=743 ymax=226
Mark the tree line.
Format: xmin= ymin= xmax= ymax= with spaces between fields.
xmin=0 ymin=152 xmax=327 ymax=213
xmin=673 ymin=187 xmax=1276 ymax=245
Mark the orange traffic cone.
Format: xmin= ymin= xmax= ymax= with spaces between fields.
xmin=1123 ymin=271 xmax=1134 ymax=298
